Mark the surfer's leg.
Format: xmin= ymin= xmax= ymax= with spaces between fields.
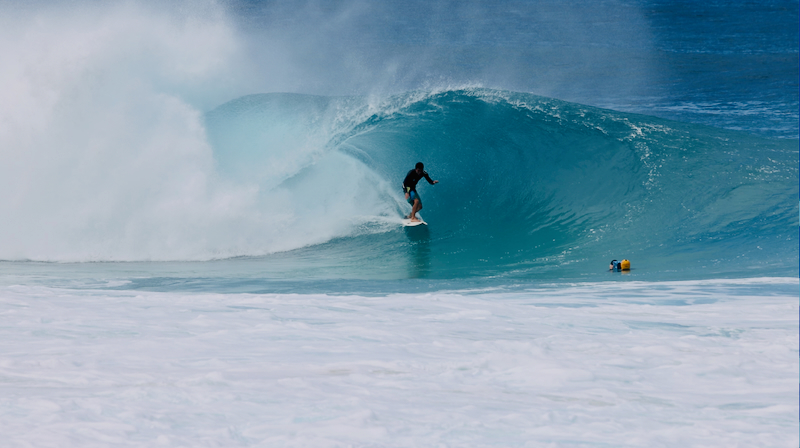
xmin=405 ymin=191 xmax=415 ymax=219
xmin=410 ymin=199 xmax=422 ymax=221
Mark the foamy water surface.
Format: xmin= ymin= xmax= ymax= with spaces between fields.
xmin=2 ymin=278 xmax=796 ymax=447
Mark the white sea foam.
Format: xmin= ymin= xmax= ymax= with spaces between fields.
xmin=0 ymin=2 xmax=401 ymax=262
xmin=1 ymin=278 xmax=796 ymax=446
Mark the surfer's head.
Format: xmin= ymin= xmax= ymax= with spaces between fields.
xmin=415 ymin=162 xmax=424 ymax=172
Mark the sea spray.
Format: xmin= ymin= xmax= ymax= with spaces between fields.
xmin=0 ymin=3 xmax=265 ymax=260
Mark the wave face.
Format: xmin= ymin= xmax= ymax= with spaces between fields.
xmin=202 ymin=90 xmax=798 ymax=279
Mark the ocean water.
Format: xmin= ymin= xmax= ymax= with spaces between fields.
xmin=0 ymin=0 xmax=797 ymax=446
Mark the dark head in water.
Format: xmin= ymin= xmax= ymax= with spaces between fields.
xmin=610 ymin=260 xmax=631 ymax=271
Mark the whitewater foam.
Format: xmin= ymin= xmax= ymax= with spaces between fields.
xmin=1 ymin=278 xmax=796 ymax=446
xmin=0 ymin=5 xmax=402 ymax=262
xmin=0 ymin=2 xmax=252 ymax=260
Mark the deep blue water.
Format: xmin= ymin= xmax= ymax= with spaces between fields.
xmin=234 ymin=0 xmax=799 ymax=138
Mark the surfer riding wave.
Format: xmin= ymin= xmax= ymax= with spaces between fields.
xmin=402 ymin=162 xmax=438 ymax=222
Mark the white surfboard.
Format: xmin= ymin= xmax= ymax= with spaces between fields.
xmin=402 ymin=218 xmax=427 ymax=227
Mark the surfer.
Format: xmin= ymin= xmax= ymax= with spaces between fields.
xmin=403 ymin=162 xmax=438 ymax=222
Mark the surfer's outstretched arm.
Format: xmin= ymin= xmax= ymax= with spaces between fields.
xmin=423 ymin=172 xmax=438 ymax=185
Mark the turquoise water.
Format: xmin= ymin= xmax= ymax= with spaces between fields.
xmin=3 ymin=89 xmax=796 ymax=293
xmin=211 ymin=90 xmax=797 ymax=281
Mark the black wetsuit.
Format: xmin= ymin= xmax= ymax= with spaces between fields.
xmin=402 ymin=169 xmax=435 ymax=194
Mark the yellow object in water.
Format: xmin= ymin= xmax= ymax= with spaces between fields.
xmin=620 ymin=259 xmax=631 ymax=270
